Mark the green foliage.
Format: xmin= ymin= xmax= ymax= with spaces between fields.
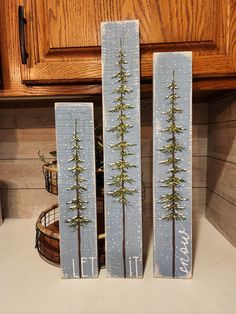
xmin=94 ymin=125 xmax=104 ymax=172
xmin=38 ymin=150 xmax=57 ymax=166
xmin=159 ymin=71 xmax=187 ymax=221
xmin=66 ymin=119 xmax=89 ymax=229
xmin=108 ymin=48 xmax=137 ymax=206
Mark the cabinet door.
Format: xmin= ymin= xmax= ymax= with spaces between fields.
xmin=21 ymin=0 xmax=235 ymax=83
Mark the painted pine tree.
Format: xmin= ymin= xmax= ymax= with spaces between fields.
xmin=66 ymin=118 xmax=89 ymax=277
xmin=66 ymin=118 xmax=89 ymax=228
xmin=159 ymin=70 xmax=187 ymax=277
xmin=108 ymin=47 xmax=137 ymax=277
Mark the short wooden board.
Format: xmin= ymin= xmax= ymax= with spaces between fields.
xmin=55 ymin=103 xmax=98 ymax=278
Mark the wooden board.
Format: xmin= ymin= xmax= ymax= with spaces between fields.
xmin=192 ymin=188 xmax=206 ymax=217
xmin=153 ymin=52 xmax=192 ymax=278
xmin=141 ymin=101 xmax=208 ymax=126
xmin=192 ymin=103 xmax=208 ymax=124
xmin=55 ymin=103 xmax=98 ymax=279
xmin=0 ymin=159 xmax=47 ymax=189
xmin=144 ymin=187 xmax=206 ymax=218
xmin=141 ymin=124 xmax=208 ymax=157
xmin=207 ymin=157 xmax=236 ymax=206
xmin=0 ymin=103 xmax=55 ymax=129
xmin=206 ymin=189 xmax=236 ymax=247
xmin=208 ymin=94 xmax=236 ymax=123
xmin=206 ymin=92 xmax=236 ymax=248
xmin=208 ymin=121 xmax=236 ymax=163
xmin=192 ymin=125 xmax=208 ymax=156
xmin=0 ymin=189 xmax=57 ymax=218
xmin=142 ymin=156 xmax=206 ymax=189
xmin=102 ymin=20 xmax=142 ymax=278
xmin=0 ymin=128 xmax=56 ymax=160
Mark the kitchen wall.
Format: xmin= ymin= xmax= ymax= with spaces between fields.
xmin=206 ymin=93 xmax=236 ymax=247
xmin=0 ymin=98 xmax=208 ymax=219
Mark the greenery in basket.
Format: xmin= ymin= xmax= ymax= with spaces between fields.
xmin=38 ymin=150 xmax=57 ymax=167
xmin=66 ymin=118 xmax=90 ymax=229
xmin=38 ymin=128 xmax=103 ymax=172
xmin=159 ymin=70 xmax=187 ymax=276
xmin=108 ymin=46 xmax=137 ymax=276
xmin=95 ymin=125 xmax=104 ymax=173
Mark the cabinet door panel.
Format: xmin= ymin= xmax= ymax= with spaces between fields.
xmin=44 ymin=0 xmax=214 ymax=47
xmin=21 ymin=0 xmax=235 ymax=83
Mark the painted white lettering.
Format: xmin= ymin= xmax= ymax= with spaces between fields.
xmin=72 ymin=258 xmax=79 ymax=278
xmin=128 ymin=256 xmax=140 ymax=277
xmin=129 ymin=257 xmax=133 ymax=277
xmin=133 ymin=256 xmax=139 ymax=277
xmin=81 ymin=257 xmax=88 ymax=278
xmin=178 ymin=228 xmax=191 ymax=277
xmin=89 ymin=257 xmax=96 ymax=277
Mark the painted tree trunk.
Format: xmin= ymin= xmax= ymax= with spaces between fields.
xmin=102 ymin=20 xmax=143 ymax=278
xmin=153 ymin=52 xmax=192 ymax=278
xmin=55 ymin=103 xmax=98 ymax=278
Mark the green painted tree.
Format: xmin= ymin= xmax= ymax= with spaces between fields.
xmin=159 ymin=70 xmax=187 ymax=276
xmin=108 ymin=47 xmax=137 ymax=276
xmin=66 ymin=119 xmax=89 ymax=229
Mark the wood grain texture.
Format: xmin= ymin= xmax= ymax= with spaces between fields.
xmin=206 ymin=92 xmax=236 ymax=247
xmin=0 ymin=0 xmax=235 ymax=97
xmin=0 ymin=102 xmax=55 ymax=128
xmin=55 ymin=103 xmax=98 ymax=278
xmin=0 ymin=98 xmax=103 ymax=128
xmin=192 ymin=187 xmax=206 ymax=217
xmin=0 ymin=159 xmax=46 ymax=189
xmin=153 ymin=52 xmax=192 ymax=278
xmin=0 ymin=186 xmax=206 ymax=219
xmin=102 ymin=20 xmax=142 ymax=278
xmin=192 ymin=125 xmax=208 ymax=156
xmin=0 ymin=189 xmax=57 ymax=218
xmin=0 ymin=128 xmax=56 ymax=159
xmin=193 ymin=103 xmax=208 ymax=124
xmin=206 ymin=190 xmax=236 ymax=247
xmin=208 ymin=121 xmax=236 ymax=163
xmin=23 ymin=0 xmax=236 ymax=82
xmin=142 ymin=124 xmax=208 ymax=157
xmin=144 ymin=187 xmax=206 ymax=218
xmin=41 ymin=0 xmax=213 ymax=48
xmin=142 ymin=157 xmax=207 ymax=188
xmin=0 ymin=96 xmax=208 ymax=219
xmin=208 ymin=94 xmax=236 ymax=123
xmin=141 ymin=102 xmax=208 ymax=125
xmin=0 ymin=155 xmax=207 ymax=209
xmin=207 ymin=158 xmax=236 ymax=205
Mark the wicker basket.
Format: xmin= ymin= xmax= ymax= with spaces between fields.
xmin=35 ymin=204 xmax=60 ymax=266
xmin=42 ymin=164 xmax=58 ymax=195
xmin=35 ymin=201 xmax=105 ymax=268
xmin=42 ymin=164 xmax=104 ymax=196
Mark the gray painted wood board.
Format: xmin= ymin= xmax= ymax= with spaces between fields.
xmin=55 ymin=103 xmax=98 ymax=278
xmin=102 ymin=20 xmax=143 ymax=278
xmin=153 ymin=52 xmax=192 ymax=278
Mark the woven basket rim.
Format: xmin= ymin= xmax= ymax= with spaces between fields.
xmin=36 ymin=204 xmax=60 ymax=240
xmin=43 ymin=164 xmax=58 ymax=173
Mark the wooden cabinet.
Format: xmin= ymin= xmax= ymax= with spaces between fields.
xmin=22 ymin=0 xmax=236 ymax=83
xmin=0 ymin=0 xmax=235 ymax=96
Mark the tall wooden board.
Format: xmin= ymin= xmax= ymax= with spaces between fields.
xmin=102 ymin=20 xmax=143 ymax=278
xmin=55 ymin=103 xmax=98 ymax=278
xmin=153 ymin=52 xmax=192 ymax=278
